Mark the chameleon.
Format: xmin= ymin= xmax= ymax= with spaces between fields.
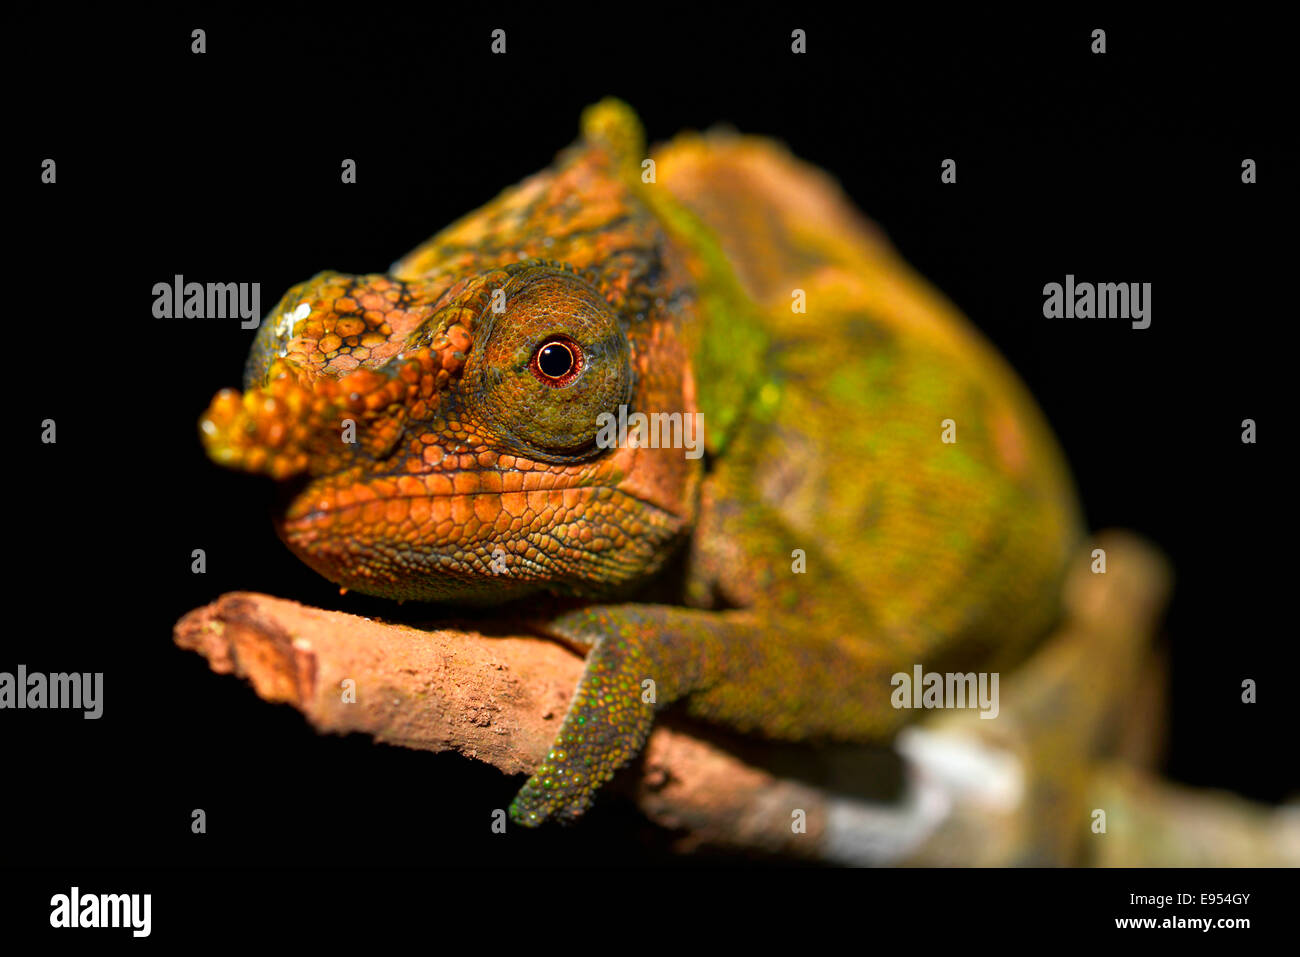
xmin=199 ymin=99 xmax=1081 ymax=827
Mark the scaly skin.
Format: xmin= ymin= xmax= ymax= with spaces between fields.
xmin=200 ymin=100 xmax=1081 ymax=826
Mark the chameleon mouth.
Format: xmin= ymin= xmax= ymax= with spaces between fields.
xmin=273 ymin=470 xmax=686 ymax=602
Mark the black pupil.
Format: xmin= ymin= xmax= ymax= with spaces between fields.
xmin=537 ymin=342 xmax=574 ymax=378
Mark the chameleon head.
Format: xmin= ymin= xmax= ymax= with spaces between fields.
xmin=200 ymin=261 xmax=698 ymax=602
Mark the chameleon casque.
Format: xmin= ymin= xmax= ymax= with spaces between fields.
xmin=200 ymin=99 xmax=1080 ymax=827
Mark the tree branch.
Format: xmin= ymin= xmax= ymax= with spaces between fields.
xmin=173 ymin=533 xmax=1298 ymax=863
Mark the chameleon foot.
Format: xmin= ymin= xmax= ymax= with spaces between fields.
xmin=509 ymin=608 xmax=661 ymax=826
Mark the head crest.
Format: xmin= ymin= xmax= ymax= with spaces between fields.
xmin=580 ymin=98 xmax=645 ymax=171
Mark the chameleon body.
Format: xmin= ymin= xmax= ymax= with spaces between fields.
xmin=200 ymin=100 xmax=1081 ymax=826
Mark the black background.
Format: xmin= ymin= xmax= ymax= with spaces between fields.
xmin=9 ymin=6 xmax=1293 ymax=871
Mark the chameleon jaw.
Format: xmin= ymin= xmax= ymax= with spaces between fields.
xmin=271 ymin=450 xmax=690 ymax=604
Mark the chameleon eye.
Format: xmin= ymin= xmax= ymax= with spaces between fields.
xmin=467 ymin=266 xmax=632 ymax=459
xmin=532 ymin=337 xmax=583 ymax=385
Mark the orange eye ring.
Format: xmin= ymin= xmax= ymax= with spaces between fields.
xmin=530 ymin=336 xmax=584 ymax=386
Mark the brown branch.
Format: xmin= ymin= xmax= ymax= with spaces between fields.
xmin=173 ymin=533 xmax=1297 ymax=863
xmin=173 ymin=594 xmax=581 ymax=778
xmin=172 ymin=593 xmax=822 ymax=856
